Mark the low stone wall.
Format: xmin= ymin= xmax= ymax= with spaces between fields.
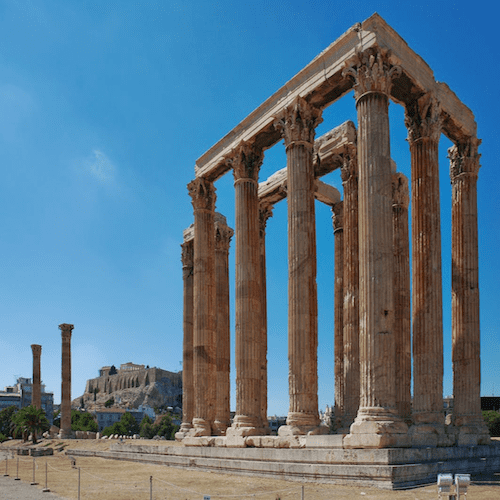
xmin=67 ymin=442 xmax=500 ymax=490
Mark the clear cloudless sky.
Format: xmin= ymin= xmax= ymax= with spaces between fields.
xmin=0 ymin=0 xmax=498 ymax=415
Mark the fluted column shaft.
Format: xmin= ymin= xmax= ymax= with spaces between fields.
xmin=343 ymin=47 xmax=409 ymax=448
xmin=230 ymin=143 xmax=264 ymax=434
xmin=177 ymin=234 xmax=194 ymax=438
xmin=341 ymin=148 xmax=360 ymax=430
xmin=274 ymin=96 xmax=322 ymax=434
xmin=31 ymin=344 xmax=42 ymax=410
xmin=259 ymin=204 xmax=273 ymax=431
xmin=188 ymin=178 xmax=217 ymax=436
xmin=332 ymin=202 xmax=344 ymax=427
xmin=59 ymin=323 xmax=73 ymax=438
xmin=449 ymin=139 xmax=490 ymax=445
xmin=405 ymin=94 xmax=444 ymax=444
xmin=392 ymin=173 xmax=411 ymax=422
xmin=213 ymin=215 xmax=233 ymax=435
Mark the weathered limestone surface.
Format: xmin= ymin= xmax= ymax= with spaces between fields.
xmin=449 ymin=139 xmax=490 ymax=446
xmin=228 ymin=142 xmax=266 ymax=437
xmin=188 ymin=178 xmax=217 ymax=436
xmin=59 ymin=323 xmax=73 ymax=439
xmin=332 ymin=202 xmax=344 ymax=428
xmin=392 ymin=173 xmax=411 ymax=424
xmin=213 ymin=214 xmax=233 ymax=435
xmin=176 ymin=229 xmax=194 ymax=440
xmin=31 ymin=344 xmax=42 ymax=410
xmin=340 ymin=145 xmax=359 ymax=432
xmin=274 ymin=96 xmax=323 ymax=435
xmin=342 ymin=47 xmax=409 ymax=448
xmin=405 ymin=94 xmax=446 ymax=446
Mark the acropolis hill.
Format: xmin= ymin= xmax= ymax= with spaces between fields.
xmin=76 ymin=362 xmax=182 ymax=410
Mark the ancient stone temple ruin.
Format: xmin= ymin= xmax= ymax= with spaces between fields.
xmin=173 ymin=14 xmax=499 ymax=487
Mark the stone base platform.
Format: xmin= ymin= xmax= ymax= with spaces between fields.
xmin=67 ymin=439 xmax=500 ymax=490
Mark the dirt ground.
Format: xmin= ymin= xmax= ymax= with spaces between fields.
xmin=1 ymin=439 xmax=499 ymax=500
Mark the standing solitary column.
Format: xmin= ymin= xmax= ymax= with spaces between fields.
xmin=405 ymin=93 xmax=445 ymax=446
xmin=392 ymin=172 xmax=411 ymax=423
xmin=332 ymin=202 xmax=344 ymax=430
xmin=31 ymin=344 xmax=42 ymax=410
xmin=274 ymin=96 xmax=323 ymax=435
xmin=176 ymin=227 xmax=194 ymax=440
xmin=59 ymin=323 xmax=74 ymax=439
xmin=213 ymin=214 xmax=233 ymax=435
xmin=449 ymin=139 xmax=490 ymax=446
xmin=188 ymin=178 xmax=217 ymax=436
xmin=259 ymin=203 xmax=273 ymax=432
xmin=340 ymin=146 xmax=360 ymax=432
xmin=343 ymin=47 xmax=409 ymax=448
xmin=228 ymin=141 xmax=265 ymax=436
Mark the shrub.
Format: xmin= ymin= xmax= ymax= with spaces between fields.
xmin=483 ymin=410 xmax=500 ymax=437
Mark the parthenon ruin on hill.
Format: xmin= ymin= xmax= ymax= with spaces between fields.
xmin=176 ymin=13 xmax=491 ymax=451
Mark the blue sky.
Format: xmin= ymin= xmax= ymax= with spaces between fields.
xmin=0 ymin=1 xmax=498 ymax=415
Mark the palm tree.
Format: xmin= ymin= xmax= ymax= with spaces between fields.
xmin=12 ymin=405 xmax=49 ymax=444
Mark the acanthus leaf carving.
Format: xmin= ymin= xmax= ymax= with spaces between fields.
xmin=231 ymin=141 xmax=263 ymax=182
xmin=181 ymin=240 xmax=194 ymax=271
xmin=449 ymin=137 xmax=481 ymax=180
xmin=342 ymin=46 xmax=401 ymax=99
xmin=215 ymin=223 xmax=234 ymax=253
xmin=392 ymin=172 xmax=410 ymax=210
xmin=273 ymin=95 xmax=323 ymax=146
xmin=332 ymin=201 xmax=344 ymax=232
xmin=188 ymin=177 xmax=216 ymax=212
xmin=404 ymin=93 xmax=442 ymax=143
xmin=340 ymin=145 xmax=358 ymax=183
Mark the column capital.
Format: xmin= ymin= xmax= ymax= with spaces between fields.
xmin=332 ymin=201 xmax=344 ymax=232
xmin=449 ymin=137 xmax=481 ymax=180
xmin=59 ymin=324 xmax=74 ymax=339
xmin=404 ymin=93 xmax=442 ymax=144
xmin=340 ymin=145 xmax=358 ymax=183
xmin=181 ymin=240 xmax=194 ymax=271
xmin=31 ymin=344 xmax=42 ymax=355
xmin=188 ymin=177 xmax=216 ymax=212
xmin=273 ymin=95 xmax=323 ymax=147
xmin=342 ymin=46 xmax=401 ymax=101
xmin=215 ymin=222 xmax=234 ymax=253
xmin=259 ymin=202 xmax=274 ymax=236
xmin=392 ymin=172 xmax=410 ymax=210
xmin=231 ymin=141 xmax=263 ymax=183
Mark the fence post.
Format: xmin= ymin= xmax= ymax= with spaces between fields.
xmin=78 ymin=467 xmax=81 ymax=500
xmin=14 ymin=457 xmax=20 ymax=480
xmin=301 ymin=485 xmax=304 ymax=500
xmin=3 ymin=456 xmax=8 ymax=476
xmin=43 ymin=460 xmax=50 ymax=492
xmin=150 ymin=475 xmax=153 ymax=500
xmin=30 ymin=457 xmax=38 ymax=485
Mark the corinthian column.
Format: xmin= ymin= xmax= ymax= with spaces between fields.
xmin=340 ymin=146 xmax=360 ymax=432
xmin=392 ymin=173 xmax=411 ymax=424
xmin=213 ymin=214 xmax=233 ymax=435
xmin=228 ymin=141 xmax=265 ymax=436
xmin=176 ymin=227 xmax=194 ymax=440
xmin=188 ymin=178 xmax=217 ymax=436
xmin=274 ymin=96 xmax=323 ymax=435
xmin=449 ymin=139 xmax=490 ymax=446
xmin=59 ymin=323 xmax=74 ymax=439
xmin=405 ymin=93 xmax=445 ymax=446
xmin=31 ymin=344 xmax=42 ymax=410
xmin=342 ymin=47 xmax=409 ymax=448
xmin=332 ymin=202 xmax=344 ymax=429
xmin=259 ymin=203 xmax=273 ymax=432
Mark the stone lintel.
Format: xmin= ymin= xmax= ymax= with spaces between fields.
xmin=314 ymin=180 xmax=341 ymax=206
xmin=195 ymin=13 xmax=475 ymax=181
xmin=183 ymin=224 xmax=194 ymax=242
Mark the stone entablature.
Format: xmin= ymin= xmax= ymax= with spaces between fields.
xmin=85 ymin=365 xmax=181 ymax=396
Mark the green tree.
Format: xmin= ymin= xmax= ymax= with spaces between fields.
xmin=152 ymin=414 xmax=178 ymax=440
xmin=0 ymin=405 xmax=17 ymax=438
xmin=102 ymin=421 xmax=126 ymax=437
xmin=483 ymin=410 xmax=500 ymax=437
xmin=11 ymin=405 xmax=49 ymax=444
xmin=139 ymin=415 xmax=155 ymax=439
xmin=71 ymin=410 xmax=98 ymax=432
xmin=120 ymin=412 xmax=139 ymax=435
xmin=104 ymin=398 xmax=114 ymax=408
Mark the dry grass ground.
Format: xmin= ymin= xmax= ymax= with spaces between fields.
xmin=1 ymin=438 xmax=499 ymax=500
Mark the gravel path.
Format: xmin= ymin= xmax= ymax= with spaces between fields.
xmin=0 ymin=450 xmax=67 ymax=500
